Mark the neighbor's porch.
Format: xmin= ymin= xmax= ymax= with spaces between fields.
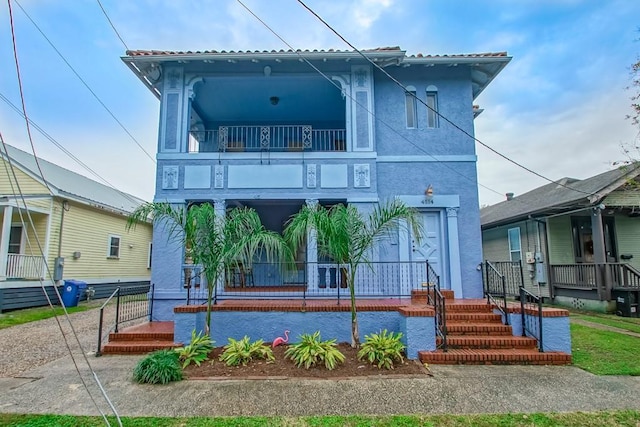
xmin=0 ymin=205 xmax=49 ymax=281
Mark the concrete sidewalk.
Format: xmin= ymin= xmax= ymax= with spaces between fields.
xmin=1 ymin=354 xmax=639 ymax=417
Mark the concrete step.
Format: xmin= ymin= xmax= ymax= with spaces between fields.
xmin=446 ymin=322 xmax=513 ymax=336
xmin=101 ymin=340 xmax=182 ymax=355
xmin=439 ymin=335 xmax=538 ymax=349
xmin=419 ymin=349 xmax=572 ymax=365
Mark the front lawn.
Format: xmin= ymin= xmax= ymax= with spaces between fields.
xmin=572 ymin=313 xmax=640 ymax=334
xmin=1 ymin=411 xmax=639 ymax=426
xmin=571 ymin=323 xmax=640 ymax=375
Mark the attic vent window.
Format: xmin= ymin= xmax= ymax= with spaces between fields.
xmin=405 ymin=86 xmax=417 ymax=128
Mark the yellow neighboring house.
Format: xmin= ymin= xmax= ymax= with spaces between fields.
xmin=0 ymin=144 xmax=152 ymax=311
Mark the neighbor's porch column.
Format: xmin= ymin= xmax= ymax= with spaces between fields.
xmin=305 ymin=199 xmax=318 ymax=289
xmin=0 ymin=205 xmax=13 ymax=280
xmin=446 ymin=207 xmax=463 ymax=298
xmin=591 ymin=206 xmax=609 ymax=299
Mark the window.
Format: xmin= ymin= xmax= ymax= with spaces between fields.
xmin=405 ymin=86 xmax=417 ymax=128
xmin=108 ymin=235 xmax=121 ymax=258
xmin=508 ymin=228 xmax=522 ymax=262
xmin=426 ymin=85 xmax=439 ymax=128
xmin=8 ymin=225 xmax=23 ymax=254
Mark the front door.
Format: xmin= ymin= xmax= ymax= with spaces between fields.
xmin=400 ymin=211 xmax=445 ymax=292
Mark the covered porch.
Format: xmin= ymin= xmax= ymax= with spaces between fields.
xmin=0 ymin=204 xmax=49 ymax=281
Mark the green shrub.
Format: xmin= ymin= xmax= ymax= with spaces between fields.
xmin=219 ymin=336 xmax=275 ymax=366
xmin=357 ymin=329 xmax=405 ymax=369
xmin=133 ymin=349 xmax=183 ymax=384
xmin=175 ymin=330 xmax=214 ymax=368
xmin=285 ymin=331 xmax=345 ymax=370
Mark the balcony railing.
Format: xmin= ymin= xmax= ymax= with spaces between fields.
xmin=6 ymin=254 xmax=45 ymax=279
xmin=188 ymin=125 xmax=347 ymax=153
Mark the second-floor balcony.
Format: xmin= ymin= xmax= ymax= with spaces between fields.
xmin=188 ymin=125 xmax=347 ymax=153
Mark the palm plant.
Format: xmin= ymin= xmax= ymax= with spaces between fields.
xmin=284 ymin=199 xmax=422 ymax=347
xmin=128 ymin=202 xmax=292 ymax=330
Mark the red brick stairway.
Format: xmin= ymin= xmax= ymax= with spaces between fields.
xmin=418 ymin=297 xmax=572 ymax=365
xmin=99 ymin=321 xmax=182 ymax=355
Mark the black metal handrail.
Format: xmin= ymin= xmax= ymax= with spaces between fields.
xmin=484 ymin=260 xmax=509 ymax=325
xmin=96 ymin=283 xmax=153 ymax=356
xmin=520 ymin=286 xmax=543 ymax=352
xmin=426 ymin=261 xmax=447 ymax=352
xmin=486 ymin=260 xmax=524 ymax=296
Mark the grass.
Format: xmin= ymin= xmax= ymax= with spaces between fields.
xmin=571 ymin=312 xmax=640 ymax=334
xmin=1 ymin=411 xmax=639 ymax=427
xmin=0 ymin=301 xmax=100 ymax=330
xmin=571 ymin=323 xmax=640 ymax=375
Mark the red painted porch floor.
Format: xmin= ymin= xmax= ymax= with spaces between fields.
xmin=101 ymin=295 xmax=572 ymax=365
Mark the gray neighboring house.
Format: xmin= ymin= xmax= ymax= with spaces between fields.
xmin=481 ymin=165 xmax=640 ymax=311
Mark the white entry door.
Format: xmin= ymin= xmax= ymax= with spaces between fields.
xmin=399 ymin=211 xmax=446 ymax=292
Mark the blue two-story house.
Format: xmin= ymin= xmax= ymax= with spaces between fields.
xmin=123 ymin=47 xmax=510 ymax=321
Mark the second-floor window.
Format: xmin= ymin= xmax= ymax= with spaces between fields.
xmin=108 ymin=235 xmax=121 ymax=259
xmin=405 ymin=86 xmax=417 ymax=128
xmin=426 ymin=85 xmax=439 ymax=128
xmin=508 ymin=227 xmax=522 ymax=262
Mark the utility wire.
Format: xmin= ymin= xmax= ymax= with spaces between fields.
xmin=5 ymin=2 xmax=122 ymax=423
xmin=14 ymin=0 xmax=155 ymax=164
xmin=0 ymin=91 xmax=145 ymax=208
xmin=235 ymin=0 xmax=507 ymax=199
xmin=295 ymin=0 xmax=598 ymax=198
xmin=95 ymin=0 xmax=129 ymax=51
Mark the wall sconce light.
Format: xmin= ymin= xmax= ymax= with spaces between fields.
xmin=129 ymin=244 xmax=134 ymax=249
xmin=422 ymin=184 xmax=434 ymax=204
xmin=270 ymin=96 xmax=279 ymax=105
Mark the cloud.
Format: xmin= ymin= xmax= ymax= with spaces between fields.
xmin=352 ymin=0 xmax=394 ymax=29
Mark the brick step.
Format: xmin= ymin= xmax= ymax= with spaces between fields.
xmin=410 ymin=289 xmax=455 ymax=303
xmin=446 ymin=322 xmax=513 ymax=335
xmin=439 ymin=335 xmax=538 ymax=349
xmin=101 ymin=340 xmax=182 ymax=355
xmin=445 ymin=312 xmax=502 ymax=322
xmin=419 ymin=349 xmax=572 ymax=365
xmin=443 ymin=303 xmax=493 ymax=312
xmin=108 ymin=331 xmax=174 ymax=341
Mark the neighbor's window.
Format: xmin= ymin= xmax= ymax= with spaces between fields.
xmin=508 ymin=228 xmax=522 ymax=262
xmin=108 ymin=235 xmax=121 ymax=258
xmin=405 ymin=86 xmax=417 ymax=128
xmin=426 ymin=85 xmax=439 ymax=128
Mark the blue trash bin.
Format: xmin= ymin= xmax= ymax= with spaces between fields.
xmin=62 ymin=280 xmax=87 ymax=307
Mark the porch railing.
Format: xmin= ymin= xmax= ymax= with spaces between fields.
xmin=485 ymin=260 xmax=524 ymax=296
xmin=6 ymin=254 xmax=45 ymax=279
xmin=483 ymin=260 xmax=509 ymax=325
xmin=425 ymin=261 xmax=447 ymax=352
xmin=181 ymin=261 xmax=434 ymax=305
xmin=520 ymin=286 xmax=543 ymax=352
xmin=188 ymin=126 xmax=347 ymax=153
xmin=96 ymin=283 xmax=153 ymax=356
xmin=549 ymin=263 xmax=640 ymax=301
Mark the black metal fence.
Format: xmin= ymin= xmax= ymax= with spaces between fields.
xmin=483 ymin=260 xmax=509 ymax=325
xmin=520 ymin=286 xmax=543 ymax=352
xmin=487 ymin=260 xmax=524 ymax=296
xmin=96 ymin=284 xmax=153 ymax=356
xmin=181 ymin=261 xmax=433 ymax=305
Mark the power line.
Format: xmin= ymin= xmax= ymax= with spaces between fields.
xmin=294 ymin=0 xmax=598 ymax=199
xmin=0 ymin=91 xmax=146 ymax=208
xmin=235 ymin=0 xmax=507 ymax=199
xmin=95 ymin=0 xmax=129 ymax=51
xmin=13 ymin=0 xmax=156 ymax=164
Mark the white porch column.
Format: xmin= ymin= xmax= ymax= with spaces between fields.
xmin=213 ymin=199 xmax=226 ymax=292
xmin=305 ymin=199 xmax=318 ymax=289
xmin=446 ymin=207 xmax=463 ymax=298
xmin=0 ymin=205 xmax=13 ymax=280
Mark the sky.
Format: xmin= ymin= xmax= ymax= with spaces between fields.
xmin=0 ymin=0 xmax=638 ymax=206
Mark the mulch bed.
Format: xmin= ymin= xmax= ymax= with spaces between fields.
xmin=183 ymin=343 xmax=429 ymax=379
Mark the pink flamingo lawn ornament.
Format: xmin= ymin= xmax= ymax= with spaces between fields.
xmin=272 ymin=330 xmax=290 ymax=348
